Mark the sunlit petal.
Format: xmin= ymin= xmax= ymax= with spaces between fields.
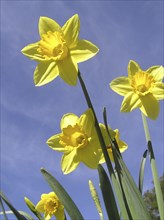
xmin=152 ymin=83 xmax=164 ymax=100
xmin=78 ymin=109 xmax=95 ymax=136
xmin=70 ymin=40 xmax=99 ymax=63
xmin=62 ymin=14 xmax=80 ymax=47
xmin=61 ymin=150 xmax=80 ymax=174
xmin=140 ymin=94 xmax=160 ymax=120
xmin=128 ymin=60 xmax=141 ymax=77
xmin=60 ymin=113 xmax=78 ymax=130
xmin=34 ymin=62 xmax=59 ymax=86
xmin=58 ymin=56 xmax=78 ymax=86
xmin=39 ymin=16 xmax=61 ymax=36
xmin=121 ymin=92 xmax=141 ymax=112
xmin=110 ymin=77 xmax=132 ymax=96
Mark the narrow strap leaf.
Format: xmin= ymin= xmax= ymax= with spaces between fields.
xmin=0 ymin=192 xmax=27 ymax=220
xmin=78 ymin=70 xmax=115 ymax=177
xmin=41 ymin=168 xmax=84 ymax=220
xmin=141 ymin=112 xmax=164 ymax=219
xmin=98 ymin=165 xmax=120 ymax=220
xmin=0 ymin=197 xmax=8 ymax=220
xmin=24 ymin=197 xmax=44 ymax=220
xmin=138 ymin=150 xmax=148 ymax=194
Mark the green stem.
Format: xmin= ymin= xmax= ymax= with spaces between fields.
xmin=78 ymin=70 xmax=114 ymax=176
xmin=141 ymin=112 xmax=164 ymax=220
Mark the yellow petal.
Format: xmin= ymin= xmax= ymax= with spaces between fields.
xmin=114 ymin=129 xmax=128 ymax=153
xmin=70 ymin=40 xmax=99 ymax=63
xmin=128 ymin=60 xmax=141 ymax=77
xmin=55 ymin=209 xmax=65 ymax=220
xmin=62 ymin=14 xmax=80 ymax=47
xmin=152 ymin=82 xmax=164 ymax=100
xmin=61 ymin=150 xmax=79 ymax=174
xmin=34 ymin=62 xmax=59 ymax=86
xmin=110 ymin=77 xmax=132 ymax=96
xmin=58 ymin=56 xmax=78 ymax=86
xmin=60 ymin=113 xmax=78 ymax=130
xmin=121 ymin=92 xmax=141 ymax=112
xmin=21 ymin=42 xmax=46 ymax=62
xmin=99 ymin=123 xmax=116 ymax=145
xmin=39 ymin=16 xmax=61 ymax=36
xmin=35 ymin=200 xmax=45 ymax=212
xmin=148 ymin=66 xmax=164 ymax=82
xmin=78 ymin=138 xmax=101 ymax=169
xmin=47 ymin=134 xmax=68 ymax=152
xmin=140 ymin=93 xmax=160 ymax=120
xmin=78 ymin=109 xmax=95 ymax=136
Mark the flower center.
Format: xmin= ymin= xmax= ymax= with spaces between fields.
xmin=45 ymin=198 xmax=58 ymax=214
xmin=38 ymin=31 xmax=68 ymax=60
xmin=60 ymin=124 xmax=89 ymax=148
xmin=130 ymin=71 xmax=155 ymax=96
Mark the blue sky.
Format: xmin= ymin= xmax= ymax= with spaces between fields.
xmin=1 ymin=1 xmax=163 ymax=219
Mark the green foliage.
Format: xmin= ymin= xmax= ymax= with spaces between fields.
xmin=143 ymin=174 xmax=164 ymax=220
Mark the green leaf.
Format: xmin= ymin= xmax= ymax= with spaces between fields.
xmin=24 ymin=197 xmax=44 ymax=220
xmin=0 ymin=192 xmax=27 ymax=220
xmin=0 ymin=197 xmax=8 ymax=220
xmin=41 ymin=168 xmax=84 ymax=220
xmin=139 ymin=150 xmax=148 ymax=194
xmin=0 ymin=210 xmax=34 ymax=220
xmin=117 ymin=157 xmax=151 ymax=219
xmin=88 ymin=180 xmax=104 ymax=220
xmin=98 ymin=165 xmax=120 ymax=220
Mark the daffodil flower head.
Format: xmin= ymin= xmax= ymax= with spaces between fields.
xmin=110 ymin=60 xmax=164 ymax=120
xmin=35 ymin=192 xmax=64 ymax=220
xmin=99 ymin=124 xmax=128 ymax=163
xmin=47 ymin=109 xmax=101 ymax=174
xmin=21 ymin=14 xmax=99 ymax=86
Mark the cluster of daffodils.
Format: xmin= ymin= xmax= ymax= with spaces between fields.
xmin=21 ymin=14 xmax=164 ymax=220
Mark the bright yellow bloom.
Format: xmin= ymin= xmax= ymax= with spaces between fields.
xmin=47 ymin=109 xmax=101 ymax=174
xmin=110 ymin=60 xmax=164 ymax=120
xmin=35 ymin=192 xmax=64 ymax=220
xmin=21 ymin=14 xmax=99 ymax=86
xmin=99 ymin=124 xmax=128 ymax=162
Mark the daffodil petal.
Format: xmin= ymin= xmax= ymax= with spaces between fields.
xmin=128 ymin=60 xmax=141 ymax=77
xmin=60 ymin=113 xmax=78 ymax=130
xmin=34 ymin=62 xmax=59 ymax=86
xmin=39 ymin=16 xmax=61 ymax=36
xmin=58 ymin=56 xmax=78 ymax=86
xmin=47 ymin=134 xmax=68 ymax=152
xmin=70 ymin=40 xmax=99 ymax=63
xmin=78 ymin=109 xmax=95 ymax=136
xmin=152 ymin=82 xmax=164 ymax=100
xmin=21 ymin=42 xmax=46 ymax=62
xmin=148 ymin=66 xmax=164 ymax=82
xmin=78 ymin=139 xmax=100 ymax=169
xmin=61 ymin=150 xmax=80 ymax=174
xmin=55 ymin=209 xmax=65 ymax=220
xmin=121 ymin=92 xmax=141 ymax=112
xmin=140 ymin=94 xmax=159 ymax=120
xmin=62 ymin=14 xmax=80 ymax=47
xmin=110 ymin=77 xmax=132 ymax=96
xmin=99 ymin=123 xmax=116 ymax=146
xmin=114 ymin=129 xmax=128 ymax=152
xmin=35 ymin=200 xmax=45 ymax=212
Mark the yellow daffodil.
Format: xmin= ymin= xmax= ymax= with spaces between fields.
xmin=99 ymin=124 xmax=128 ymax=162
xmin=110 ymin=60 xmax=164 ymax=120
xmin=35 ymin=192 xmax=64 ymax=220
xmin=21 ymin=14 xmax=99 ymax=86
xmin=47 ymin=109 xmax=101 ymax=174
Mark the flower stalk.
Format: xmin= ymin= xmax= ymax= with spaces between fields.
xmin=78 ymin=70 xmax=114 ymax=176
xmin=141 ymin=112 xmax=164 ymax=219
